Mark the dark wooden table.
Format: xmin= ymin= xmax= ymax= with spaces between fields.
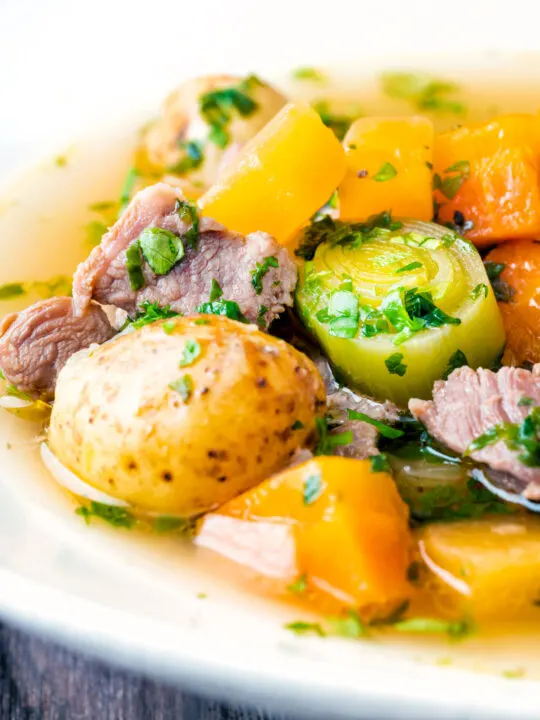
xmin=0 ymin=623 xmax=290 ymax=720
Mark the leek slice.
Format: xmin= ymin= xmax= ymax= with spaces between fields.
xmin=295 ymin=219 xmax=505 ymax=406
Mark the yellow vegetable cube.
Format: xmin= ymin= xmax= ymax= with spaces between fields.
xmin=198 ymin=102 xmax=347 ymax=243
xmin=416 ymin=516 xmax=540 ymax=621
xmin=339 ymin=116 xmax=434 ymax=221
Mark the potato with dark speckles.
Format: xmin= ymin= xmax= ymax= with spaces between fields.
xmin=48 ymin=315 xmax=325 ymax=515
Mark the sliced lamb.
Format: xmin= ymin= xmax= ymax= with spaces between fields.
xmin=409 ymin=365 xmax=540 ymax=498
xmin=328 ymin=386 xmax=399 ymax=459
xmin=72 ymin=183 xmax=297 ymax=326
xmin=0 ymin=297 xmax=114 ymax=398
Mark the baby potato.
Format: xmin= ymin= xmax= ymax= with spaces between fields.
xmin=48 ymin=316 xmax=325 ymax=515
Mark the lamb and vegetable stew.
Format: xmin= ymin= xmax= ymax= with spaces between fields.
xmin=3 ymin=70 xmax=540 ymax=640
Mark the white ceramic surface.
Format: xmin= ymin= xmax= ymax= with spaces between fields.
xmin=1 ymin=1 xmax=540 ymax=717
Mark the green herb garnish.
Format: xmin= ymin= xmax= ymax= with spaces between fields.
xmin=196 ymin=299 xmax=248 ymax=322
xmin=327 ymin=609 xmax=368 ymax=638
xmin=284 ymin=621 xmax=326 ymax=637
xmin=287 ymin=574 xmax=308 ymax=594
xmin=385 ymin=352 xmax=407 ymax=377
xmin=466 ymin=408 xmax=540 ymax=467
xmin=381 ymin=286 xmax=461 ymax=344
xmin=347 ymin=409 xmax=404 ymax=439
xmin=370 ymin=453 xmax=391 ymax=473
xmin=314 ymin=416 xmax=354 ymax=455
xmin=169 ymin=375 xmax=194 ymax=402
xmin=433 ymin=160 xmax=470 ymax=200
xmin=257 ymin=304 xmax=269 ymax=325
xmin=518 ymin=397 xmax=535 ymax=407
xmin=199 ymin=75 xmax=260 ymax=149
xmin=312 ymin=101 xmax=357 ymax=141
xmin=316 ymin=290 xmax=360 ymax=339
xmin=442 ymin=349 xmax=468 ymax=380
xmin=209 ymin=279 xmax=223 ymax=301
xmin=393 ymin=617 xmax=473 ymax=638
xmin=119 ymin=167 xmax=139 ymax=213
xmin=395 ymin=261 xmax=422 ymax=274
xmin=152 ymin=516 xmax=194 ymax=534
xmin=292 ymin=420 xmax=304 ymax=430
xmin=0 ymin=283 xmax=26 ymax=300
xmin=132 ymin=302 xmax=179 ymax=329
xmin=251 ymin=256 xmax=279 ymax=295
xmin=484 ymin=261 xmax=514 ymax=303
xmin=179 ymin=339 xmax=201 ymax=367
xmin=175 ymin=199 xmax=199 ymax=249
xmin=168 ymin=140 xmax=204 ymax=175
xmin=76 ymin=502 xmax=135 ymax=529
xmin=138 ymin=227 xmax=184 ymax=276
xmin=471 ymin=283 xmax=488 ymax=301
xmin=374 ymin=162 xmax=397 ymax=182
xmin=381 ymin=73 xmax=465 ymax=114
xmin=125 ymin=242 xmax=145 ymax=291
xmin=292 ymin=67 xmax=326 ymax=82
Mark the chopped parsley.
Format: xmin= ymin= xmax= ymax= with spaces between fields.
xmin=292 ymin=420 xmax=304 ymax=430
xmin=433 ymin=160 xmax=470 ymax=200
xmin=132 ymin=302 xmax=179 ymax=329
xmin=85 ymin=220 xmax=108 ymax=247
xmin=193 ymin=318 xmax=210 ymax=325
xmin=312 ymin=100 xmax=357 ymax=141
xmin=295 ymin=212 xmax=402 ymax=261
xmin=209 ymin=279 xmax=223 ymax=301
xmin=0 ymin=283 xmax=26 ymax=300
xmin=347 ymin=409 xmax=404 ymax=439
xmin=76 ymin=502 xmax=135 ymax=529
xmin=484 ymin=261 xmax=514 ymax=303
xmin=152 ymin=516 xmax=194 ymax=534
xmin=257 ymin=304 xmax=269 ymax=325
xmin=381 ymin=73 xmax=465 ymax=114
xmin=199 ymin=75 xmax=260 ymax=149
xmin=169 ymin=374 xmax=194 ymax=402
xmin=179 ymin=339 xmax=201 ymax=367
xmin=392 ymin=617 xmax=473 ymax=638
xmin=466 ymin=408 xmax=540 ymax=467
xmin=370 ymin=453 xmax=391 ymax=473
xmin=196 ymin=299 xmax=248 ymax=322
xmin=251 ymin=256 xmax=279 ymax=294
xmin=162 ymin=319 xmax=177 ymax=334
xmin=175 ymin=199 xmax=199 ymax=249
xmin=518 ymin=397 xmax=535 ymax=407
xmin=385 ymin=352 xmax=407 ymax=376
xmin=327 ymin=609 xmax=368 ymax=638
xmin=395 ymin=261 xmax=422 ymax=274
xmin=119 ymin=167 xmax=139 ymax=213
xmin=292 ymin=67 xmax=326 ymax=82
xmin=168 ymin=140 xmax=204 ymax=175
xmin=125 ymin=242 xmax=145 ymax=291
xmin=442 ymin=349 xmax=468 ymax=380
xmin=138 ymin=227 xmax=184 ymax=275
xmin=471 ymin=283 xmax=488 ymax=301
xmin=287 ymin=574 xmax=308 ymax=594
xmin=381 ymin=286 xmax=461 ymax=344
xmin=316 ymin=290 xmax=359 ymax=338
xmin=303 ymin=470 xmax=323 ymax=505
xmin=284 ymin=621 xmax=326 ymax=637
xmin=373 ymin=162 xmax=397 ymax=182
xmin=314 ymin=416 xmax=353 ymax=455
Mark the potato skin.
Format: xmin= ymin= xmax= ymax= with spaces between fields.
xmin=48 ymin=316 xmax=325 ymax=515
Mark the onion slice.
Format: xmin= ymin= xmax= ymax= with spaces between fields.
xmin=40 ymin=442 xmax=130 ymax=507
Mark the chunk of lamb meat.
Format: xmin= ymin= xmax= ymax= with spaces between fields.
xmin=328 ymin=387 xmax=399 ymax=459
xmin=409 ymin=364 xmax=540 ymax=499
xmin=72 ymin=183 xmax=297 ymax=326
xmin=0 ymin=297 xmax=114 ymax=398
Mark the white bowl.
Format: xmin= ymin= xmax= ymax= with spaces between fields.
xmin=1 ymin=2 xmax=540 ymax=717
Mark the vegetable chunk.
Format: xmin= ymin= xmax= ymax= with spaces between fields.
xmin=485 ymin=240 xmax=540 ymax=366
xmin=48 ymin=315 xmax=325 ymax=515
xmin=340 ymin=116 xmax=434 ymax=221
xmin=198 ymin=102 xmax=347 ymax=243
xmin=197 ymin=456 xmax=412 ymax=618
xmin=433 ymin=115 xmax=540 ymax=246
xmin=417 ymin=516 xmax=540 ymax=620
